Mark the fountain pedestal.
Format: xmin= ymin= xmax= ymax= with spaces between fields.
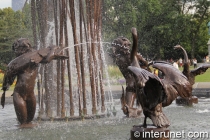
xmin=130 ymin=125 xmax=170 ymax=140
xmin=190 ymin=96 xmax=198 ymax=103
xmin=176 ymin=96 xmax=198 ymax=106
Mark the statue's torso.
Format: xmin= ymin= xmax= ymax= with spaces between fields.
xmin=14 ymin=65 xmax=38 ymax=98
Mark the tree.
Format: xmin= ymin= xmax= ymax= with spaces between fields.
xmin=102 ymin=0 xmax=210 ymax=60
xmin=102 ymin=0 xmax=140 ymax=41
xmin=0 ymin=7 xmax=32 ymax=71
xmin=176 ymin=0 xmax=210 ymax=59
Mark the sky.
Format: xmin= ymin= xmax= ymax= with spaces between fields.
xmin=0 ymin=0 xmax=12 ymax=9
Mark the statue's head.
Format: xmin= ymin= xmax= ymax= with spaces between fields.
xmin=111 ymin=36 xmax=131 ymax=55
xmin=12 ymin=38 xmax=32 ymax=57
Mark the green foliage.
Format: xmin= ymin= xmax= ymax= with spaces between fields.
xmin=105 ymin=65 xmax=126 ymax=85
xmin=107 ymin=65 xmax=123 ymax=79
xmin=0 ymin=73 xmax=3 ymax=84
xmin=0 ymin=7 xmax=32 ymax=71
xmin=102 ymin=0 xmax=210 ymax=60
xmin=102 ymin=0 xmax=140 ymax=41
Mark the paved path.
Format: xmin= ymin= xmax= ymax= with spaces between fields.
xmin=192 ymin=82 xmax=210 ymax=88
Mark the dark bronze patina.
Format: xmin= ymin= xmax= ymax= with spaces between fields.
xmin=110 ymin=34 xmax=151 ymax=117
xmin=1 ymin=38 xmax=67 ymax=126
xmin=174 ymin=45 xmax=210 ymax=85
xmin=174 ymin=45 xmax=210 ymax=105
xmin=128 ymin=28 xmax=192 ymax=128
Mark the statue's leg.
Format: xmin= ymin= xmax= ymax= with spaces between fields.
xmin=143 ymin=116 xmax=147 ymax=128
xmin=13 ymin=92 xmax=27 ymax=124
xmin=125 ymin=91 xmax=136 ymax=107
xmin=121 ymin=91 xmax=135 ymax=116
xmin=26 ymin=93 xmax=36 ymax=123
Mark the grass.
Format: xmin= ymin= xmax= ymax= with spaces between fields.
xmin=107 ymin=65 xmax=123 ymax=79
xmin=194 ymin=68 xmax=210 ymax=82
xmin=1 ymin=65 xmax=210 ymax=90
xmin=179 ymin=65 xmax=210 ymax=82
xmin=106 ymin=65 xmax=210 ymax=83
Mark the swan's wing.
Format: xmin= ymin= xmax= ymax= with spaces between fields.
xmin=128 ymin=66 xmax=165 ymax=109
xmin=152 ymin=62 xmax=192 ymax=100
xmin=190 ymin=64 xmax=210 ymax=76
xmin=128 ymin=66 xmax=161 ymax=87
xmin=152 ymin=61 xmax=183 ymax=76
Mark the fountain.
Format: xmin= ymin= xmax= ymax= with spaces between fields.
xmin=29 ymin=0 xmax=116 ymax=122
xmin=1 ymin=0 xmax=117 ymax=127
xmin=35 ymin=41 xmax=115 ymax=121
xmin=1 ymin=38 xmax=69 ymax=126
xmin=1 ymin=1 xmax=210 ymax=140
xmin=1 ymin=99 xmax=210 ymax=139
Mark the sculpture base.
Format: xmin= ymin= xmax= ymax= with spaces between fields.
xmin=176 ymin=96 xmax=198 ymax=106
xmin=190 ymin=96 xmax=198 ymax=104
xmin=15 ymin=122 xmax=38 ymax=128
xmin=36 ymin=113 xmax=106 ymax=122
xmin=130 ymin=125 xmax=170 ymax=140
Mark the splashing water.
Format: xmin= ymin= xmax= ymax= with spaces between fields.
xmin=39 ymin=19 xmax=116 ymax=116
xmin=99 ymin=42 xmax=114 ymax=106
xmin=60 ymin=41 xmax=115 ymax=107
xmin=58 ymin=41 xmax=111 ymax=54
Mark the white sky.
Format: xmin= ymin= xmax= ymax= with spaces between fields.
xmin=0 ymin=0 xmax=12 ymax=9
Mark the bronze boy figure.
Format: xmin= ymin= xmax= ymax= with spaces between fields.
xmin=1 ymin=38 xmax=67 ymax=126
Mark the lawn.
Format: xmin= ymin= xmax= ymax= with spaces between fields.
xmin=107 ymin=65 xmax=210 ymax=83
xmin=194 ymin=68 xmax=210 ymax=82
xmin=1 ymin=65 xmax=210 ymax=90
xmin=178 ymin=65 xmax=210 ymax=82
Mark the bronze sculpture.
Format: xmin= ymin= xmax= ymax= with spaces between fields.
xmin=174 ymin=45 xmax=210 ymax=85
xmin=110 ymin=35 xmax=151 ymax=117
xmin=128 ymin=28 xmax=192 ymax=128
xmin=174 ymin=45 xmax=210 ymax=104
xmin=1 ymin=38 xmax=67 ymax=126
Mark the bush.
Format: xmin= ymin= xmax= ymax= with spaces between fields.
xmin=0 ymin=73 xmax=16 ymax=88
xmin=0 ymin=73 xmax=3 ymax=84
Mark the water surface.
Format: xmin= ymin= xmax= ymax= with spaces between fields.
xmin=0 ymin=98 xmax=210 ymax=140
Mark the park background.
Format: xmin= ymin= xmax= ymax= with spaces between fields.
xmin=0 ymin=0 xmax=210 ymax=84
xmin=0 ymin=1 xmax=210 ymax=140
